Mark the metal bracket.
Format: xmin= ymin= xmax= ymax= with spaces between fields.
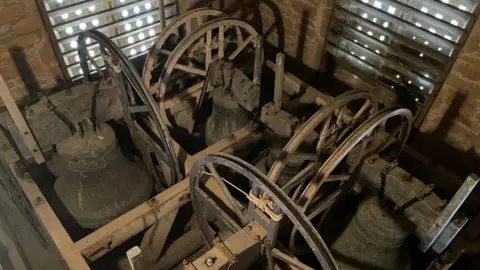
xmin=419 ymin=174 xmax=480 ymax=253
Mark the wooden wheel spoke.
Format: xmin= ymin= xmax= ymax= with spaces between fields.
xmin=197 ymin=15 xmax=203 ymax=28
xmin=282 ymin=162 xmax=318 ymax=193
xmin=228 ymin=34 xmax=254 ymax=60
xmin=218 ymin=25 xmax=225 ymax=58
xmin=205 ymin=163 xmax=246 ymax=225
xmin=158 ymin=49 xmax=172 ymax=55
xmin=316 ymin=115 xmax=332 ymax=155
xmin=205 ymin=30 xmax=212 ymax=69
xmin=157 ymin=18 xmax=261 ymax=127
xmin=336 ymin=105 xmax=346 ymax=126
xmin=173 ymin=63 xmax=206 ymax=76
xmin=353 ymin=99 xmax=372 ymax=120
xmin=143 ymin=9 xmax=225 ymax=90
xmin=235 ymin=25 xmax=244 ymax=44
xmin=186 ymin=19 xmax=192 ymax=34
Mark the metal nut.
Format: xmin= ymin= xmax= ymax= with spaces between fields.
xmin=182 ymin=259 xmax=189 ymax=265
xmin=205 ymin=257 xmax=215 ymax=266
xmin=25 ymin=105 xmax=34 ymax=116
xmin=34 ymin=196 xmax=44 ymax=206
xmin=246 ymin=225 xmax=252 ymax=231
xmin=147 ymin=198 xmax=157 ymax=206
xmin=254 ymin=235 xmax=261 ymax=241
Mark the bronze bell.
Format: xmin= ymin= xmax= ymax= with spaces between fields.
xmin=204 ymin=87 xmax=249 ymax=146
xmin=51 ymin=120 xmax=153 ymax=229
xmin=331 ymin=196 xmax=414 ymax=270
xmin=255 ymin=147 xmax=309 ymax=188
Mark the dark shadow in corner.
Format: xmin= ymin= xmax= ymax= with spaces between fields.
xmin=260 ymin=0 xmax=285 ymax=52
xmin=8 ymin=46 xmax=65 ymax=109
xmin=295 ymin=10 xmax=309 ymax=64
xmin=405 ymin=91 xmax=480 ymax=187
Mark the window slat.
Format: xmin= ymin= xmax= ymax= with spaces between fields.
xmin=328 ymin=0 xmax=477 ymax=102
xmin=41 ymin=0 xmax=177 ymax=79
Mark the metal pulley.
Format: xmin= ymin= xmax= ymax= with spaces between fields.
xmin=51 ymin=120 xmax=153 ymax=229
xmin=331 ymin=196 xmax=414 ymax=270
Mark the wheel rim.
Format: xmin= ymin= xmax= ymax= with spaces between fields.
xmin=267 ymin=90 xmax=378 ymax=187
xmin=297 ymin=107 xmax=413 ymax=212
xmin=190 ymin=153 xmax=338 ymax=269
xmin=77 ymin=30 xmax=181 ymax=185
xmin=157 ymin=17 xmax=261 ymax=127
xmin=142 ymin=8 xmax=226 ymax=90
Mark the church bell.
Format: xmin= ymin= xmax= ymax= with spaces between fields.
xmin=331 ymin=196 xmax=414 ymax=270
xmin=51 ymin=120 xmax=153 ymax=229
xmin=204 ymin=87 xmax=249 ymax=146
xmin=255 ymin=147 xmax=308 ymax=187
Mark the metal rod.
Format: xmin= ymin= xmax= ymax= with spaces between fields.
xmin=273 ymin=53 xmax=285 ymax=108
xmin=253 ymin=35 xmax=264 ymax=85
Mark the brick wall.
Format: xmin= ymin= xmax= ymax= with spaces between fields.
xmin=256 ymin=0 xmax=334 ymax=70
xmin=179 ymin=0 xmax=334 ymax=71
xmin=0 ymin=0 xmax=64 ymax=107
xmin=414 ymin=17 xmax=480 ymax=177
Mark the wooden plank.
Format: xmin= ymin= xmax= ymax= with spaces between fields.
xmin=3 ymin=150 xmax=89 ymax=269
xmin=140 ymin=209 xmax=179 ymax=264
xmin=74 ymin=179 xmax=190 ymax=262
xmin=0 ymin=76 xmax=45 ymax=164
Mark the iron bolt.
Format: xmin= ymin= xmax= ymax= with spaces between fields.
xmin=205 ymin=257 xmax=215 ymax=266
xmin=25 ymin=105 xmax=34 ymax=116
xmin=34 ymin=196 xmax=44 ymax=206
xmin=254 ymin=235 xmax=261 ymax=241
xmin=182 ymin=259 xmax=189 ymax=265
xmin=368 ymin=157 xmax=378 ymax=164
xmin=147 ymin=198 xmax=157 ymax=206
xmin=246 ymin=225 xmax=252 ymax=231
xmin=227 ymin=134 xmax=236 ymax=141
xmin=180 ymin=193 xmax=190 ymax=201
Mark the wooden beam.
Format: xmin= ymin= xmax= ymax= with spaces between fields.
xmin=3 ymin=151 xmax=89 ymax=269
xmin=140 ymin=209 xmax=179 ymax=264
xmin=185 ymin=125 xmax=262 ymax=171
xmin=265 ymin=59 xmax=332 ymax=105
xmin=0 ymin=76 xmax=45 ymax=164
xmin=74 ymin=179 xmax=190 ymax=262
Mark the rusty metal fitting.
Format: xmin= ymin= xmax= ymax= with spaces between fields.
xmin=147 ymin=198 xmax=157 ymax=206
